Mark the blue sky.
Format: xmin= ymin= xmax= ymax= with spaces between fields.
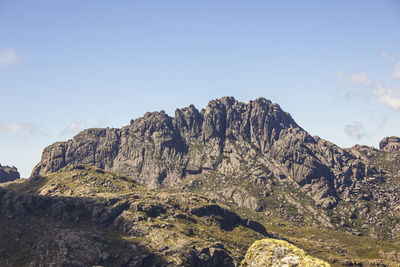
xmin=1 ymin=0 xmax=400 ymax=177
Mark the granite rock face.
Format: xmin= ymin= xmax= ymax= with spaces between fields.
xmin=0 ymin=164 xmax=20 ymax=183
xmin=32 ymin=97 xmax=381 ymax=208
xmin=379 ymin=136 xmax=400 ymax=152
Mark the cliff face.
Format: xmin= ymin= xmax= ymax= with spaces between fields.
xmin=0 ymin=164 xmax=20 ymax=183
xmin=31 ymin=97 xmax=380 ymax=209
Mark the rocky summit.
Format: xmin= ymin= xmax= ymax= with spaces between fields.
xmin=33 ymin=97 xmax=380 ymax=209
xmin=379 ymin=136 xmax=400 ymax=152
xmin=0 ymin=164 xmax=20 ymax=183
xmin=2 ymin=96 xmax=400 ymax=266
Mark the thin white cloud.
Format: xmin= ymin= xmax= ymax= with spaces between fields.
xmin=344 ymin=121 xmax=366 ymax=140
xmin=381 ymin=51 xmax=388 ymax=58
xmin=60 ymin=122 xmax=86 ymax=136
xmin=0 ymin=122 xmax=37 ymax=139
xmin=372 ymin=83 xmax=400 ymax=111
xmin=343 ymin=90 xmax=364 ymax=99
xmin=0 ymin=48 xmax=21 ymax=66
xmin=336 ymin=72 xmax=371 ymax=86
xmin=390 ymin=62 xmax=400 ymax=80
xmin=93 ymin=119 xmax=109 ymax=128
xmin=337 ymin=71 xmax=400 ymax=111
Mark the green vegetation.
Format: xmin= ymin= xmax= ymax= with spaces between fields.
xmin=1 ymin=162 xmax=400 ymax=266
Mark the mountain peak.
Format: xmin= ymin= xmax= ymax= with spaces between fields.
xmin=31 ymin=96 xmax=379 ymax=210
xmin=379 ymin=136 xmax=400 ymax=152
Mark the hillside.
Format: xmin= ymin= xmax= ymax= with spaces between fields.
xmin=2 ymin=164 xmax=400 ymax=266
xmin=1 ymin=165 xmax=271 ymax=266
xmin=2 ymin=96 xmax=400 ymax=266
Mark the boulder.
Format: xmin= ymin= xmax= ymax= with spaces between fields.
xmin=240 ymin=238 xmax=330 ymax=267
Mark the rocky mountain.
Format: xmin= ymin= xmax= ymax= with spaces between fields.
xmin=32 ymin=97 xmax=380 ymax=209
xmin=9 ymin=96 xmax=399 ymax=265
xmin=379 ymin=136 xmax=400 ymax=152
xmin=0 ymin=164 xmax=20 ymax=183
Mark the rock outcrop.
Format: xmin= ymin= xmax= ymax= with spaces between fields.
xmin=0 ymin=164 xmax=20 ymax=183
xmin=379 ymin=136 xmax=400 ymax=152
xmin=240 ymin=238 xmax=330 ymax=267
xmin=31 ymin=97 xmax=382 ymax=209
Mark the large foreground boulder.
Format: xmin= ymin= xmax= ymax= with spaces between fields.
xmin=240 ymin=238 xmax=330 ymax=267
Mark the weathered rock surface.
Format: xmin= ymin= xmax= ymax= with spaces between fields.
xmin=31 ymin=97 xmax=382 ymax=210
xmin=0 ymin=164 xmax=20 ymax=183
xmin=240 ymin=238 xmax=330 ymax=267
xmin=379 ymin=136 xmax=400 ymax=152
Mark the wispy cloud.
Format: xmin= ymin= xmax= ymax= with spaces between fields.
xmin=377 ymin=113 xmax=390 ymax=130
xmin=93 ymin=119 xmax=109 ymax=128
xmin=381 ymin=51 xmax=388 ymax=58
xmin=344 ymin=121 xmax=366 ymax=140
xmin=60 ymin=122 xmax=86 ymax=136
xmin=336 ymin=71 xmax=400 ymax=111
xmin=390 ymin=62 xmax=400 ymax=80
xmin=0 ymin=48 xmax=21 ymax=66
xmin=372 ymin=83 xmax=400 ymax=111
xmin=0 ymin=122 xmax=37 ymax=139
xmin=336 ymin=71 xmax=371 ymax=86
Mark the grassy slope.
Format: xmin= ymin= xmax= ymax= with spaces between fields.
xmin=2 ymin=160 xmax=400 ymax=266
xmin=0 ymin=165 xmax=268 ymax=265
xmin=170 ymin=167 xmax=400 ymax=266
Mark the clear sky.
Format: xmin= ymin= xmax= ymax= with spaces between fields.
xmin=1 ymin=0 xmax=400 ymax=177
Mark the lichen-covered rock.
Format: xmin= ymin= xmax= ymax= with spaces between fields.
xmin=240 ymin=238 xmax=330 ymax=267
xmin=0 ymin=164 xmax=20 ymax=183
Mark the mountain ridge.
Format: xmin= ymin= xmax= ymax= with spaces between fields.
xmin=30 ymin=96 xmax=400 ymax=240
xmin=3 ymin=96 xmax=400 ymax=265
xmin=31 ymin=96 xmax=380 ymax=209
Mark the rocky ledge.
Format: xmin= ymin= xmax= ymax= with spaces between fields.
xmin=0 ymin=164 xmax=20 ymax=183
xmin=379 ymin=136 xmax=400 ymax=152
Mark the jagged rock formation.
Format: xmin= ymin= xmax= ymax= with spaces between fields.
xmin=31 ymin=97 xmax=381 ymax=210
xmin=240 ymin=238 xmax=330 ymax=267
xmin=0 ymin=164 xmax=20 ymax=183
xmin=379 ymin=136 xmax=400 ymax=152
